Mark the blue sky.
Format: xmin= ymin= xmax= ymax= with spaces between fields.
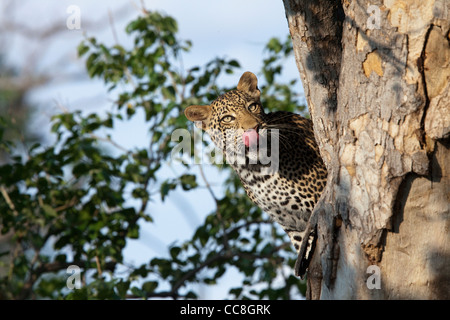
xmin=1 ymin=0 xmax=303 ymax=299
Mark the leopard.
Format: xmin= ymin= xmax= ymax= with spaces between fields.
xmin=185 ymin=71 xmax=327 ymax=274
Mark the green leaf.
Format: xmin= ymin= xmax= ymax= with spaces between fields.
xmin=116 ymin=280 xmax=130 ymax=298
xmin=130 ymin=286 xmax=145 ymax=298
xmin=142 ymin=281 xmax=158 ymax=293
xmin=160 ymin=180 xmax=177 ymax=201
xmin=228 ymin=59 xmax=240 ymax=67
xmin=179 ymin=174 xmax=197 ymax=191
xmin=161 ymin=86 xmax=176 ymax=100
xmin=42 ymin=204 xmax=57 ymax=218
xmin=72 ymin=162 xmax=89 ymax=177
xmin=266 ymin=37 xmax=282 ymax=53
xmin=170 ymin=246 xmax=181 ymax=259
xmin=131 ymin=187 xmax=149 ymax=200
xmin=127 ymin=224 xmax=139 ymax=239
xmin=77 ymin=42 xmax=90 ymax=57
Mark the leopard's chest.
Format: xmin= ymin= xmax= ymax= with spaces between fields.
xmin=234 ymin=164 xmax=313 ymax=232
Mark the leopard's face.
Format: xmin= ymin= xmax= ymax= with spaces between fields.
xmin=207 ymin=90 xmax=265 ymax=156
xmin=185 ymin=72 xmax=271 ymax=164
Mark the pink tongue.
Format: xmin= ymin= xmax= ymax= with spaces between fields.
xmin=242 ymin=129 xmax=259 ymax=147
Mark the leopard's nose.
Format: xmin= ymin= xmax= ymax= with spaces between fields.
xmin=241 ymin=120 xmax=259 ymax=132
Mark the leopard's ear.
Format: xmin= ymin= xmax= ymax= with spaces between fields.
xmin=237 ymin=71 xmax=260 ymax=100
xmin=184 ymin=105 xmax=211 ymax=130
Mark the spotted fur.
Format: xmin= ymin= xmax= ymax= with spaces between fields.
xmin=185 ymin=72 xmax=327 ymax=260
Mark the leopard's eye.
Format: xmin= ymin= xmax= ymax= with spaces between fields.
xmin=221 ymin=115 xmax=235 ymax=123
xmin=247 ymin=103 xmax=259 ymax=113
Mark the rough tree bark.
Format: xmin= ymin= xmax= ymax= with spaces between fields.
xmin=283 ymin=0 xmax=449 ymax=299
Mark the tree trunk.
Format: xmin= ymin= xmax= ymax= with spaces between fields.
xmin=283 ymin=0 xmax=449 ymax=299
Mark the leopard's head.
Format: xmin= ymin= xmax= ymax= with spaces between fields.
xmin=185 ymin=72 xmax=269 ymax=164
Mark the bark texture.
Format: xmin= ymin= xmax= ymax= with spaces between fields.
xmin=283 ymin=0 xmax=449 ymax=299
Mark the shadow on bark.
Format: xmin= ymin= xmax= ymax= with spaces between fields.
xmin=382 ymin=139 xmax=450 ymax=299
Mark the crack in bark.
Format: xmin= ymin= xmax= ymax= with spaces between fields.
xmin=418 ymin=24 xmax=434 ymax=150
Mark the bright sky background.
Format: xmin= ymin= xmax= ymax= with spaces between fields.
xmin=1 ymin=0 xmax=304 ymax=299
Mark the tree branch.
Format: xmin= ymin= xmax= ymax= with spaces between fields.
xmin=0 ymin=186 xmax=18 ymax=216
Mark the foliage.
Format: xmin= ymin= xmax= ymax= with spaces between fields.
xmin=0 ymin=58 xmax=42 ymax=162
xmin=0 ymin=10 xmax=306 ymax=299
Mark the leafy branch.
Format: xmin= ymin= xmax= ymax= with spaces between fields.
xmin=0 ymin=8 xmax=306 ymax=300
